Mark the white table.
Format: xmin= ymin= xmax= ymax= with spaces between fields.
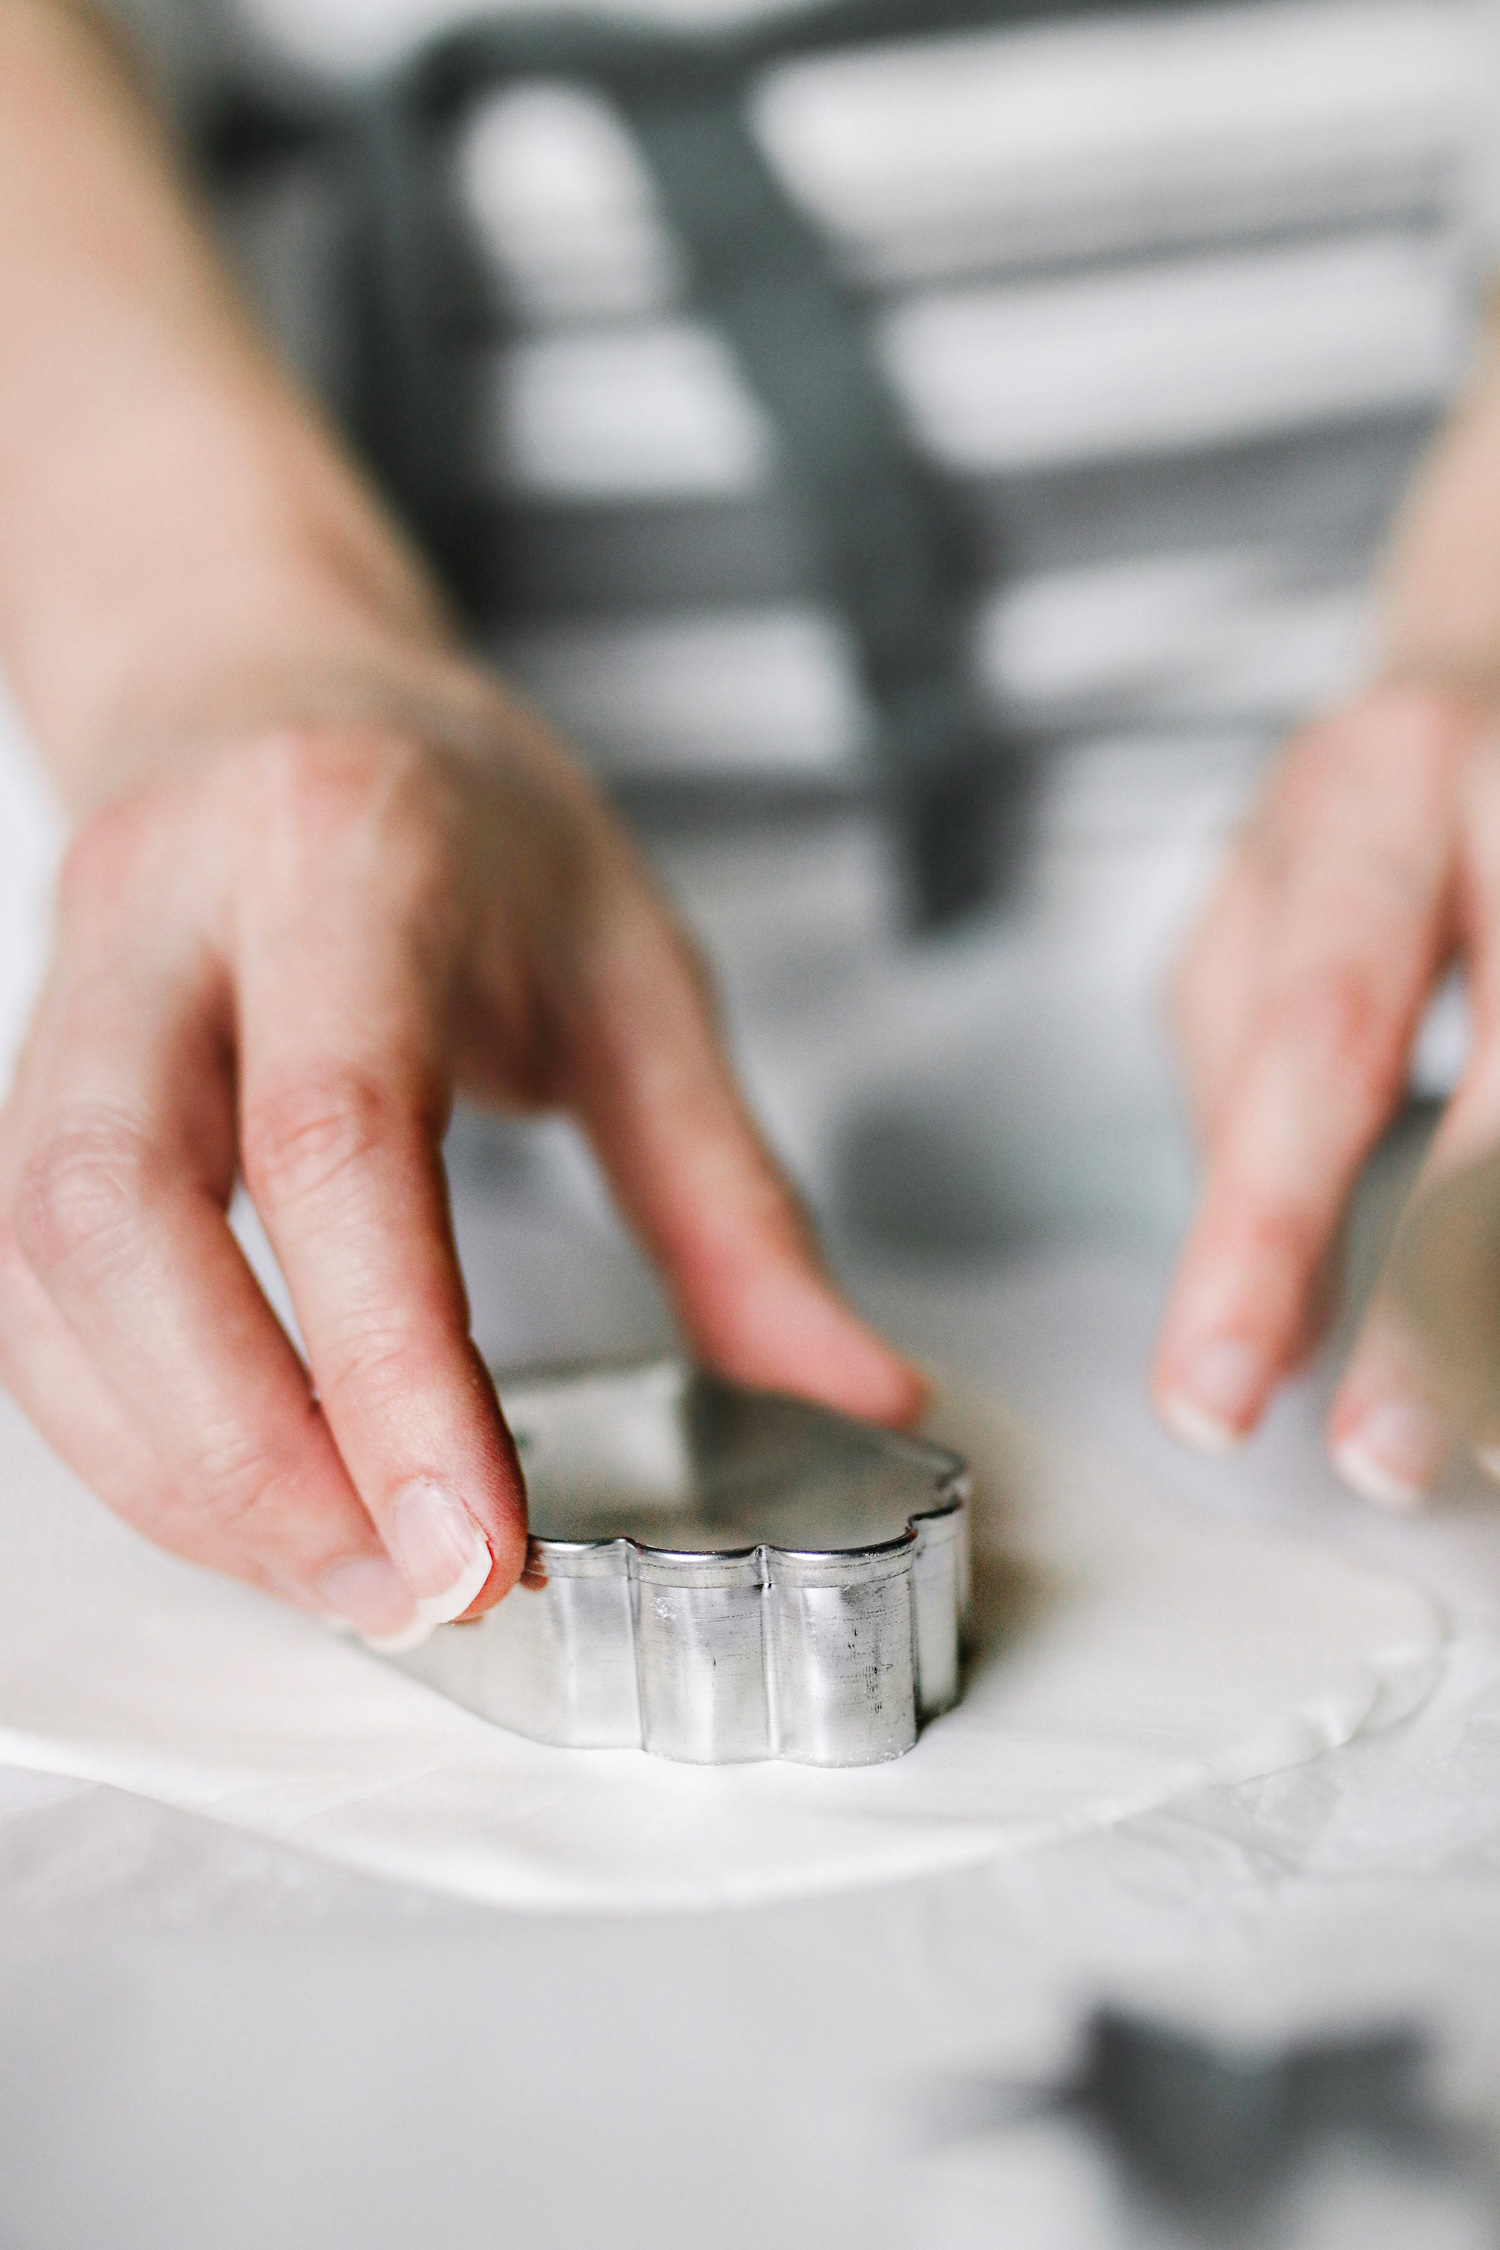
xmin=2 ymin=1252 xmax=1499 ymax=2249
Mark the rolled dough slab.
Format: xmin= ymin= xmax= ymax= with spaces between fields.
xmin=0 ymin=1383 xmax=1442 ymax=1913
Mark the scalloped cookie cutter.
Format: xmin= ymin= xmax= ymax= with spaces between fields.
xmin=382 ymin=1359 xmax=971 ymax=1766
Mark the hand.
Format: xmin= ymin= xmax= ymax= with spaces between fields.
xmin=0 ymin=708 xmax=923 ymax=1644
xmin=1152 ymin=681 xmax=1500 ymax=1503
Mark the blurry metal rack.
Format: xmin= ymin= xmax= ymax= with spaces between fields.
xmin=198 ymin=0 xmax=1256 ymax=927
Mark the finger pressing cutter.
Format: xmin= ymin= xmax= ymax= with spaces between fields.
xmin=380 ymin=1359 xmax=971 ymax=1766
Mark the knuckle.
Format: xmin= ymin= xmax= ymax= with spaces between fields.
xmin=225 ymin=728 xmax=461 ymax=894
xmin=1198 ymin=1190 xmax=1323 ymax=1307
xmin=1277 ymin=689 xmax=1467 ymax=835
xmin=1240 ymin=1199 xmax=1321 ymax=1272
xmin=318 ymin=1326 xmax=433 ymax=1420
xmin=183 ymin=1429 xmax=292 ymax=1535
xmin=1206 ymin=1198 xmax=1326 ymax=1330
xmin=1278 ymin=965 xmax=1406 ymax=1107
xmin=168 ymin=1474 xmax=292 ymax=1577
xmin=54 ymin=799 xmax=155 ymax=926
xmin=241 ymin=1068 xmax=400 ymax=1209
xmin=168 ymin=1393 xmax=327 ymax=1547
xmin=13 ymin=1111 xmax=154 ymax=1279
xmin=227 ymin=724 xmax=395 ymax=812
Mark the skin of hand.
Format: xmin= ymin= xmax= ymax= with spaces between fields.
xmin=1153 ymin=297 xmax=1500 ymax=1505
xmin=0 ymin=0 xmax=923 ymax=1649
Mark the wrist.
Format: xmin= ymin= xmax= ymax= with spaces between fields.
xmin=53 ymin=617 xmax=539 ymax=823
xmin=5 ymin=402 xmax=478 ymax=814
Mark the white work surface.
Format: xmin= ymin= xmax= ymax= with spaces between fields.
xmin=1 ymin=1253 xmax=1499 ymax=2248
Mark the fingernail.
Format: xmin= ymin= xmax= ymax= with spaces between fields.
xmin=1333 ymin=1400 xmax=1445 ymax=1511
xmin=1157 ymin=1337 xmax=1265 ymax=1454
xmin=316 ymin=1554 xmax=421 ymax=1645
xmin=389 ymin=1480 xmax=493 ymax=1625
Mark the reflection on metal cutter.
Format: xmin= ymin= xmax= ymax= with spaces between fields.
xmin=382 ymin=1359 xmax=971 ymax=1766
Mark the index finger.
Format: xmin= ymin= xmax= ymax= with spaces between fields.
xmin=235 ymin=818 xmax=527 ymax=1636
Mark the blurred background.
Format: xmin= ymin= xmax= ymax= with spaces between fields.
xmin=0 ymin=0 xmax=1479 ymax=1343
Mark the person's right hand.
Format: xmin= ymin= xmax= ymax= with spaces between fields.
xmin=0 ymin=703 xmax=924 ymax=1648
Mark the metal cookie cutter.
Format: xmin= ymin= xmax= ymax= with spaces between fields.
xmin=383 ymin=1358 xmax=970 ymax=1766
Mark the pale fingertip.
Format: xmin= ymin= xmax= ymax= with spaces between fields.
xmin=1474 ymin=1446 xmax=1500 ymax=1489
xmin=1154 ymin=1390 xmax=1242 ymax=1457
xmin=891 ymin=1363 xmax=935 ymax=1431
xmin=1329 ymin=1400 xmax=1443 ymax=1512
xmin=694 ymin=1267 xmax=930 ymax=1431
xmin=844 ymin=1349 xmax=931 ymax=1432
xmin=1332 ymin=1437 xmax=1427 ymax=1513
xmin=414 ymin=1535 xmax=494 ymax=1628
xmin=1152 ymin=1336 xmax=1265 ymax=1454
xmin=388 ymin=1480 xmax=496 ymax=1626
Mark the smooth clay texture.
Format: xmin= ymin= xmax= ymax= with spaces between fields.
xmin=0 ymin=1382 xmax=1444 ymax=1912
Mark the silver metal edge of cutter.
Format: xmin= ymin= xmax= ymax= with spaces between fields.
xmin=379 ymin=1358 xmax=972 ymax=1767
